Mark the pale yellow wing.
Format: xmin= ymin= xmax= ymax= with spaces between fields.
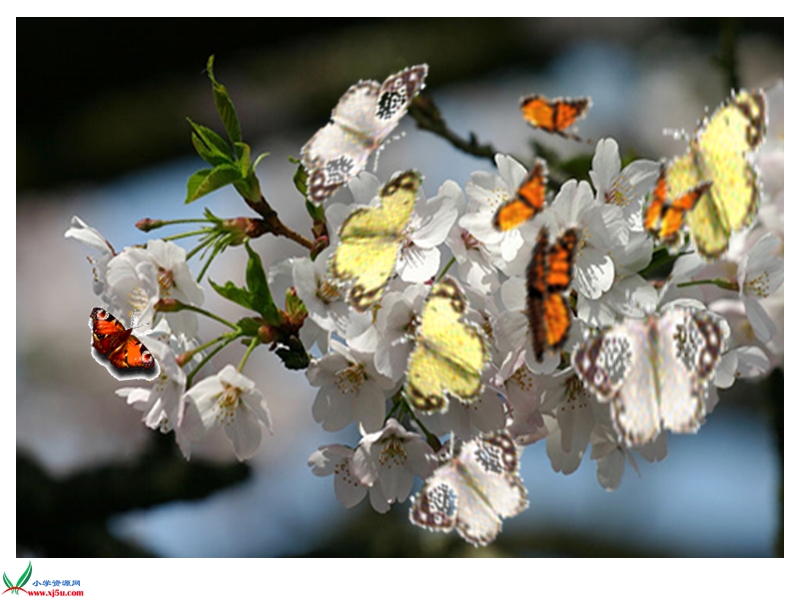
xmin=668 ymin=89 xmax=766 ymax=259
xmin=693 ymin=89 xmax=766 ymax=231
xmin=405 ymin=278 xmax=489 ymax=413
xmin=667 ymin=151 xmax=729 ymax=258
xmin=330 ymin=170 xmax=421 ymax=311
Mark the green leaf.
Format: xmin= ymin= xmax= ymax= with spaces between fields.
xmin=186 ymin=169 xmax=212 ymax=203
xmin=185 ymin=164 xmax=243 ymax=204
xmin=208 ymin=279 xmax=253 ymax=311
xmin=236 ymin=317 xmax=262 ymax=337
xmin=207 ymin=55 xmax=242 ymax=147
xmin=191 ymin=133 xmax=229 ymax=167
xmin=187 ymin=118 xmax=233 ymax=162
xmin=18 ymin=562 xmax=32 ymax=588
xmin=245 ymin=242 xmax=279 ymax=323
xmin=275 ymin=336 xmax=310 ymax=370
xmin=235 ymin=142 xmax=252 ymax=177
xmin=233 ymin=174 xmax=261 ymax=204
xmin=292 ymin=162 xmax=308 ymax=197
xmin=305 ymin=198 xmax=325 ymax=223
xmin=285 ymin=287 xmax=307 ymax=319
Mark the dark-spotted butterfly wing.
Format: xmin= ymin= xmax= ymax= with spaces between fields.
xmin=330 ymin=170 xmax=421 ymax=311
xmin=90 ymin=307 xmax=156 ymax=373
xmin=409 ymin=430 xmax=528 ymax=547
xmin=404 ymin=277 xmax=489 ymax=413
xmin=572 ymin=307 xmax=723 ymax=447
xmin=301 ymin=65 xmax=428 ymax=203
xmin=667 ymin=89 xmax=767 ymax=259
xmin=527 ymin=227 xmax=579 ymax=362
xmin=493 ymin=158 xmax=548 ymax=232
xmin=644 ymin=160 xmax=711 ymax=248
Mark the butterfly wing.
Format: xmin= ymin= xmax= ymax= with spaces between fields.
xmin=573 ymin=318 xmax=661 ymax=446
xmin=672 ymin=89 xmax=767 ymax=259
xmin=302 ymin=65 xmax=428 ymax=204
xmin=107 ymin=332 xmax=156 ymax=370
xmin=91 ymin=307 xmax=130 ymax=355
xmin=330 ymin=170 xmax=420 ymax=311
xmin=644 ymin=161 xmax=711 ymax=247
xmin=493 ymin=158 xmax=548 ymax=231
xmin=90 ymin=307 xmax=156 ymax=371
xmin=655 ymin=308 xmax=722 ymax=434
xmin=409 ymin=473 xmax=458 ymax=536
xmin=409 ymin=431 xmax=528 ymax=547
xmin=332 ymin=65 xmax=428 ymax=145
xmin=527 ymin=227 xmax=578 ymax=362
xmin=520 ymin=95 xmax=591 ymax=140
xmin=330 ymin=80 xmax=387 ymax=143
xmin=405 ymin=278 xmax=489 ymax=413
xmin=301 ymin=123 xmax=371 ymax=203
xmin=374 ymin=64 xmax=428 ymax=128
xmin=454 ymin=432 xmax=528 ymax=546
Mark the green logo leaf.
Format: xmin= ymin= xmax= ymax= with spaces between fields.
xmin=3 ymin=561 xmax=32 ymax=595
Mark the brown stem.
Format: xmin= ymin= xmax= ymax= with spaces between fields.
xmin=408 ymin=95 xmax=498 ymax=163
xmin=242 ymin=195 xmax=313 ymax=249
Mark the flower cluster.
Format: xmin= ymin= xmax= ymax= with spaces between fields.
xmin=66 ymin=60 xmax=783 ymax=548
xmin=66 ymin=218 xmax=273 ymax=461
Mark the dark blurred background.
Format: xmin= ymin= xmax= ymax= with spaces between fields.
xmin=17 ymin=18 xmax=783 ymax=557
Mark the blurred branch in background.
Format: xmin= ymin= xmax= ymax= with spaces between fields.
xmin=17 ymin=18 xmax=783 ymax=193
xmin=17 ymin=435 xmax=250 ymax=557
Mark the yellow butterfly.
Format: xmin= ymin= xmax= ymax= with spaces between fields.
xmin=329 ymin=170 xmax=421 ymax=311
xmin=666 ymin=89 xmax=767 ymax=259
xmin=405 ymin=277 xmax=489 ymax=413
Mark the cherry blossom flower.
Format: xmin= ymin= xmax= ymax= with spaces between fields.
xmin=459 ymin=154 xmax=530 ymax=267
xmin=735 ymin=232 xmax=784 ymax=343
xmin=308 ymin=444 xmax=367 ymax=509
xmin=369 ymin=284 xmax=428 ymax=382
xmin=589 ymin=138 xmax=659 ymax=230
xmin=178 ymin=365 xmax=273 ymax=461
xmin=105 ymin=239 xmax=204 ymax=337
xmin=116 ymin=320 xmax=188 ymax=433
xmin=539 ymin=369 xmax=598 ymax=475
xmin=446 ymin=222 xmax=502 ymax=295
xmin=396 ymin=180 xmax=459 ymax=283
xmin=307 ymin=340 xmax=395 ymax=433
xmin=64 ymin=216 xmax=115 ymax=301
xmin=292 ymin=251 xmax=370 ymax=341
xmin=350 ymin=419 xmax=436 ymax=513
xmin=539 ymin=179 xmax=618 ymax=301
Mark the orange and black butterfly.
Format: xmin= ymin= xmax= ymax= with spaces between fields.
xmin=527 ymin=227 xmax=579 ymax=362
xmin=643 ymin=161 xmax=712 ymax=248
xmin=90 ymin=307 xmax=157 ymax=377
xmin=493 ymin=158 xmax=548 ymax=231
xmin=520 ymin=95 xmax=591 ymax=142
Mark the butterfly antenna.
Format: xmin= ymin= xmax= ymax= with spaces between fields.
xmin=372 ymin=131 xmax=406 ymax=172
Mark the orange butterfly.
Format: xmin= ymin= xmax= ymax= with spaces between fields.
xmin=527 ymin=227 xmax=579 ymax=362
xmin=493 ymin=158 xmax=548 ymax=231
xmin=520 ymin=95 xmax=591 ymax=142
xmin=90 ymin=307 xmax=156 ymax=373
xmin=643 ymin=161 xmax=711 ymax=247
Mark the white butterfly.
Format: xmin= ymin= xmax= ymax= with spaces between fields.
xmin=409 ymin=430 xmax=528 ymax=547
xmin=301 ymin=64 xmax=428 ymax=203
xmin=572 ymin=306 xmax=724 ymax=447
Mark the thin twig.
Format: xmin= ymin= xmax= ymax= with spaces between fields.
xmin=408 ymin=95 xmax=498 ymax=164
